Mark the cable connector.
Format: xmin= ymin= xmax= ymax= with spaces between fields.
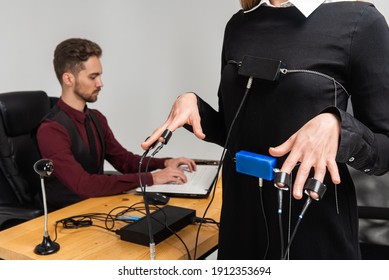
xmin=149 ymin=242 xmax=156 ymax=260
xmin=258 ymin=177 xmax=263 ymax=187
xmin=61 ymin=218 xmax=93 ymax=229
xmin=192 ymin=216 xmax=220 ymax=226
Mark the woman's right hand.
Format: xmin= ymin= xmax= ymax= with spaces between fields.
xmin=141 ymin=92 xmax=205 ymax=150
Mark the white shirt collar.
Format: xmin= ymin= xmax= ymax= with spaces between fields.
xmin=244 ymin=0 xmax=352 ymax=18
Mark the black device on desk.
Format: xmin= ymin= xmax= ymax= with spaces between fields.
xmin=116 ymin=205 xmax=196 ymax=246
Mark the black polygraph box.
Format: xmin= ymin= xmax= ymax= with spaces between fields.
xmin=116 ymin=205 xmax=196 ymax=246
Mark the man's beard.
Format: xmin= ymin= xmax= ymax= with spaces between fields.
xmin=74 ymin=85 xmax=100 ymax=103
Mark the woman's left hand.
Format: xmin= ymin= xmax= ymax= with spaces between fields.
xmin=269 ymin=113 xmax=341 ymax=199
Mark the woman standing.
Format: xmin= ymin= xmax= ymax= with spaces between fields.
xmin=142 ymin=0 xmax=389 ymax=259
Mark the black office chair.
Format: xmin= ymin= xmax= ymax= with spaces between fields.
xmin=0 ymin=91 xmax=52 ymax=230
xmin=350 ymin=167 xmax=389 ymax=259
xmin=358 ymin=206 xmax=389 ymax=259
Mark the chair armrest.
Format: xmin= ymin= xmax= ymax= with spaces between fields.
xmin=0 ymin=206 xmax=43 ymax=230
xmin=358 ymin=206 xmax=389 ymax=220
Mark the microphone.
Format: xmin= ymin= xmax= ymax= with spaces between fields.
xmin=33 ymin=159 xmax=60 ymax=255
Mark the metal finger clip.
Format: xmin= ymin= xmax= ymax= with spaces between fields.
xmin=161 ymin=129 xmax=172 ymax=144
xmin=303 ymin=178 xmax=327 ymax=201
xmin=273 ymin=168 xmax=292 ymax=191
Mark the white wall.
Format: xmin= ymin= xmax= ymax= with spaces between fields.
xmin=0 ymin=0 xmax=388 ymax=162
xmin=371 ymin=0 xmax=389 ymax=17
xmin=0 ymin=0 xmax=240 ymax=161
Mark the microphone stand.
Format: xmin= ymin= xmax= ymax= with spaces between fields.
xmin=34 ymin=160 xmax=60 ymax=255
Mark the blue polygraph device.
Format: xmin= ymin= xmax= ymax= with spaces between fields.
xmin=235 ymin=149 xmax=327 ymax=259
xmin=235 ymin=150 xmax=277 ymax=181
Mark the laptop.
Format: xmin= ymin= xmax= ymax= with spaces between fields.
xmin=136 ymin=161 xmax=219 ymax=198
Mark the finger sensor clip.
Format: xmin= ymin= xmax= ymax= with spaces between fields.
xmin=161 ymin=129 xmax=172 ymax=145
xmin=303 ymin=178 xmax=327 ymax=201
xmin=273 ymin=169 xmax=292 ymax=191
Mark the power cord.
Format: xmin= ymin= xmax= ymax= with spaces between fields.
xmin=192 ymin=216 xmax=220 ymax=227
xmin=53 ymin=212 xmax=117 ymax=242
xmin=52 ymin=202 xmax=197 ymax=259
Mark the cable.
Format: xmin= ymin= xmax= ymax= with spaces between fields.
xmin=193 ymin=217 xmax=220 ymax=227
xmin=52 ymin=200 xmax=196 ymax=259
xmin=193 ymin=76 xmax=254 ymax=259
xmin=137 ymin=134 xmax=170 ymax=260
xmin=224 ymin=61 xmax=343 ymax=260
xmin=281 ymin=178 xmax=327 ymax=259
xmin=277 ymin=189 xmax=284 ymax=258
xmin=118 ymin=203 xmax=193 ymax=259
xmin=258 ymin=179 xmax=270 ymax=259
xmin=273 ymin=169 xmax=292 ymax=259
xmin=109 ymin=202 xmax=155 ymax=223
xmin=53 ymin=211 xmax=118 ymax=243
xmin=286 ymin=174 xmax=293 ymax=260
xmin=151 ymin=205 xmax=192 ymax=259
xmin=138 ymin=146 xmax=164 ymax=260
xmin=282 ymin=197 xmax=312 ymax=260
xmin=139 ymin=130 xmax=223 ymax=260
xmin=280 ymin=68 xmax=349 ymax=109
xmin=115 ymin=203 xmax=193 ymax=259
xmin=136 ymin=148 xmax=156 ymax=259
xmin=138 ymin=149 xmax=150 ymax=194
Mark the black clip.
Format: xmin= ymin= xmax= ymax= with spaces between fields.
xmin=160 ymin=129 xmax=172 ymax=145
xmin=303 ymin=178 xmax=327 ymax=201
xmin=273 ymin=168 xmax=292 ymax=191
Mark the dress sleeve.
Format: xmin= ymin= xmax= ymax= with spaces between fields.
xmin=333 ymin=5 xmax=389 ymax=176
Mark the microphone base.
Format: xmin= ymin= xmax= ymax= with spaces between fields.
xmin=34 ymin=236 xmax=60 ymax=255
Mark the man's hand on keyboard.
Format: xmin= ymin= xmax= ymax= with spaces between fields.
xmin=152 ymin=166 xmax=188 ymax=185
xmin=164 ymin=157 xmax=197 ymax=172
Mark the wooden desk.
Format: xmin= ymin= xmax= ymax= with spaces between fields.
xmin=0 ymin=180 xmax=221 ymax=260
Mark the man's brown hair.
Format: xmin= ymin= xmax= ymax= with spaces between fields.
xmin=53 ymin=38 xmax=102 ymax=84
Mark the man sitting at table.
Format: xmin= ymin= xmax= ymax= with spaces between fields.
xmin=36 ymin=38 xmax=196 ymax=211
